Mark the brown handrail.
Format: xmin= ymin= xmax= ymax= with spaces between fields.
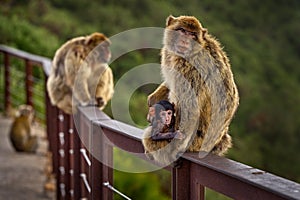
xmin=0 ymin=44 xmax=52 ymax=109
xmin=81 ymin=106 xmax=300 ymax=200
xmin=1 ymin=45 xmax=299 ymax=200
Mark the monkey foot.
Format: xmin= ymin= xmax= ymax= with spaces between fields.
xmin=96 ymin=97 xmax=105 ymax=108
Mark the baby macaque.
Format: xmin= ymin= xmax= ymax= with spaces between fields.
xmin=143 ymin=100 xmax=183 ymax=158
xmin=147 ymin=100 xmax=183 ymax=141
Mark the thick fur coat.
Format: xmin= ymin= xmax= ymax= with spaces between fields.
xmin=143 ymin=16 xmax=239 ymax=164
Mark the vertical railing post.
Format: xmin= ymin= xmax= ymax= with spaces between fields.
xmin=78 ymin=110 xmax=92 ymax=199
xmin=91 ymin=122 xmax=104 ymax=199
xmin=4 ymin=53 xmax=10 ymax=109
xmin=44 ymin=76 xmax=60 ymax=199
xmin=57 ymin=110 xmax=65 ymax=200
xmin=69 ymin=116 xmax=81 ymax=200
xmin=25 ymin=59 xmax=33 ymax=106
xmin=56 ymin=111 xmax=71 ymax=200
xmin=63 ymin=114 xmax=71 ymax=199
xmin=101 ymin=129 xmax=113 ymax=200
xmin=172 ymin=160 xmax=192 ymax=200
xmin=190 ymin=178 xmax=205 ymax=200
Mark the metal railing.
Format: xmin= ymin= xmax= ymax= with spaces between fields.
xmin=1 ymin=45 xmax=299 ymax=200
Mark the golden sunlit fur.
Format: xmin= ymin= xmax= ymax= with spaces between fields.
xmin=47 ymin=32 xmax=114 ymax=114
xmin=143 ymin=15 xmax=239 ymax=164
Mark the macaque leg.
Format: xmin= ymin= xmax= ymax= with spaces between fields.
xmin=211 ymin=129 xmax=232 ymax=156
xmin=95 ymin=68 xmax=114 ymax=109
xmin=147 ymin=82 xmax=170 ymax=106
xmin=56 ymin=94 xmax=73 ymax=114
xmin=23 ymin=136 xmax=38 ymax=153
xmin=70 ymin=63 xmax=93 ymax=106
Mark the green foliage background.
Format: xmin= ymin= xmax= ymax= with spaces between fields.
xmin=1 ymin=0 xmax=299 ymax=199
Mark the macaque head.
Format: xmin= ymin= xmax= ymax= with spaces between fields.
xmin=86 ymin=32 xmax=111 ymax=63
xmin=163 ymin=15 xmax=207 ymax=57
xmin=17 ymin=104 xmax=35 ymax=123
xmin=153 ymin=100 xmax=175 ymax=127
xmin=159 ymin=109 xmax=173 ymax=125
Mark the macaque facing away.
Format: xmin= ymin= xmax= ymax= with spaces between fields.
xmin=143 ymin=15 xmax=239 ymax=164
xmin=9 ymin=105 xmax=38 ymax=153
xmin=47 ymin=32 xmax=114 ymax=114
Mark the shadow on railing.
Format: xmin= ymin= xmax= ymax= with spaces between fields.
xmin=1 ymin=45 xmax=299 ymax=200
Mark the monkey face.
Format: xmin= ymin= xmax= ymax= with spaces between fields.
xmin=17 ymin=104 xmax=35 ymax=123
xmin=159 ymin=110 xmax=173 ymax=125
xmin=150 ymin=101 xmax=175 ymax=129
xmin=164 ymin=15 xmax=204 ymax=57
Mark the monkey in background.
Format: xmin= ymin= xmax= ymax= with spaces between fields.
xmin=47 ymin=32 xmax=114 ymax=114
xmin=9 ymin=104 xmax=38 ymax=153
xmin=143 ymin=15 xmax=239 ymax=164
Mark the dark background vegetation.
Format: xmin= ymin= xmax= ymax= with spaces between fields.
xmin=1 ymin=0 xmax=299 ymax=199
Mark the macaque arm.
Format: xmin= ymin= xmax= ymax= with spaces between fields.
xmin=64 ymin=58 xmax=77 ymax=87
xmin=147 ymin=82 xmax=170 ymax=106
xmin=95 ymin=66 xmax=114 ymax=102
xmin=73 ymin=64 xmax=91 ymax=105
xmin=64 ymin=46 xmax=82 ymax=87
xmin=151 ymin=131 xmax=182 ymax=141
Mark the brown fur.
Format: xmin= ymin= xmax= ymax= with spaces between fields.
xmin=9 ymin=105 xmax=38 ymax=153
xmin=46 ymin=32 xmax=114 ymax=114
xmin=143 ymin=15 xmax=239 ymax=164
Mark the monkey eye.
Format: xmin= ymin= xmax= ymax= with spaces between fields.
xmin=175 ymin=28 xmax=198 ymax=40
xmin=175 ymin=27 xmax=186 ymax=34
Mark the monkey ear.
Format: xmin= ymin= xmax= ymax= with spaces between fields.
xmin=201 ymin=28 xmax=208 ymax=38
xmin=85 ymin=36 xmax=94 ymax=46
xmin=166 ymin=15 xmax=176 ymax=26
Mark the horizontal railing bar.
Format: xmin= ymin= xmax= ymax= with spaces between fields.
xmin=81 ymin=107 xmax=300 ymax=200
xmin=77 ymin=106 xmax=112 ymax=121
xmin=0 ymin=45 xmax=52 ymax=76
xmin=2 ymin=45 xmax=299 ymax=200
xmin=95 ymin=119 xmax=143 ymax=141
xmin=183 ymin=153 xmax=300 ymax=200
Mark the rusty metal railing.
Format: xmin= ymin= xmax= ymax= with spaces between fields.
xmin=1 ymin=45 xmax=299 ymax=200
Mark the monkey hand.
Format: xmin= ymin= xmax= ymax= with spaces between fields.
xmin=147 ymin=94 xmax=157 ymax=107
xmin=151 ymin=130 xmax=184 ymax=141
xmin=146 ymin=106 xmax=155 ymax=122
xmin=174 ymin=130 xmax=185 ymax=139
xmin=78 ymin=99 xmax=98 ymax=107
xmin=96 ymin=97 xmax=105 ymax=108
xmin=147 ymin=83 xmax=170 ymax=106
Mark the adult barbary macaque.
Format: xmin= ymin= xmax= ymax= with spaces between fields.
xmin=143 ymin=15 xmax=239 ymax=164
xmin=9 ymin=105 xmax=38 ymax=153
xmin=47 ymin=32 xmax=114 ymax=114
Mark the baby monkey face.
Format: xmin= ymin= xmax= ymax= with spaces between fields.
xmin=159 ymin=109 xmax=173 ymax=125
